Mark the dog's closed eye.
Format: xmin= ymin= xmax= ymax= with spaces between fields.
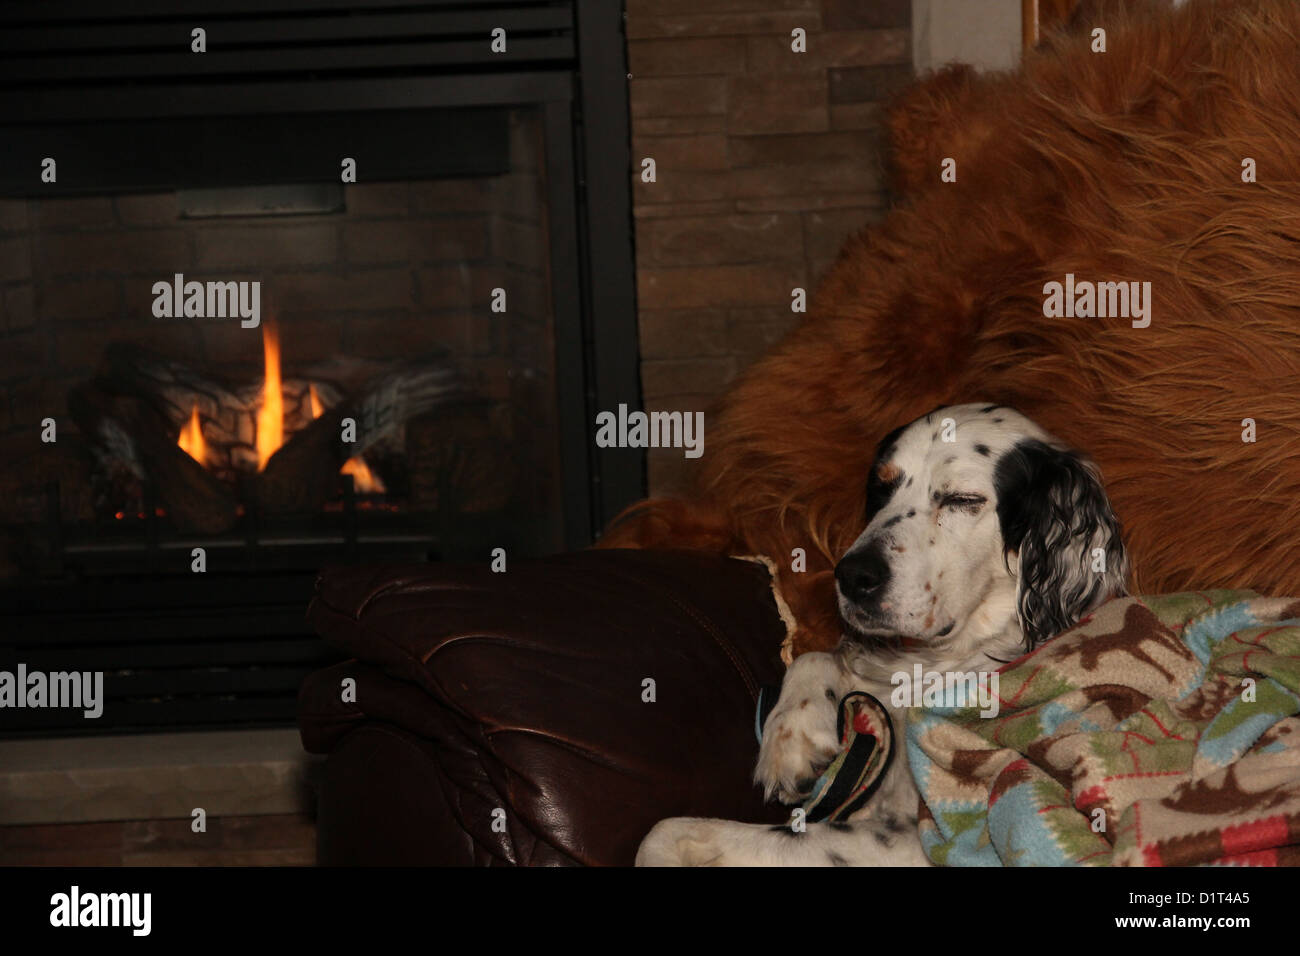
xmin=939 ymin=493 xmax=987 ymax=513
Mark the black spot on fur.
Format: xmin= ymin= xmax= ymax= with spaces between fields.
xmin=828 ymin=821 xmax=853 ymax=832
xmin=992 ymin=417 xmax=1004 ymax=424
xmin=825 ymin=688 xmax=836 ymax=701
xmin=873 ymin=424 xmax=905 ymax=463
xmin=865 ymin=425 xmax=906 ymax=519
xmin=936 ymin=622 xmax=954 ymax=636
xmin=882 ymin=515 xmax=902 ymax=529
xmin=906 ymin=476 xmax=913 ymax=488
xmin=828 ymin=852 xmax=850 ymax=867
xmin=906 ymin=509 xmax=916 ymax=518
xmin=769 ymin=825 xmax=803 ymax=837
xmin=974 ymin=443 xmax=990 ymax=456
xmin=980 ymin=404 xmax=1000 ymax=413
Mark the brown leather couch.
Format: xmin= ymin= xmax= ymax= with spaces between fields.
xmin=297 ymin=549 xmax=790 ymax=865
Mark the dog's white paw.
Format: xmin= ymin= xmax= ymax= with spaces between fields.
xmin=753 ymin=651 xmax=844 ymax=805
xmin=635 ymin=817 xmax=729 ymax=867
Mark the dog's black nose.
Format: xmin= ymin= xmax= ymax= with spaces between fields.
xmin=835 ymin=545 xmax=890 ymax=604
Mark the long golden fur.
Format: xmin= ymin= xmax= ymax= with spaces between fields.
xmin=601 ymin=0 xmax=1300 ymax=656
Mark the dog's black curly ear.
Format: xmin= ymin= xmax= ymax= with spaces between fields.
xmin=994 ymin=439 xmax=1129 ymax=648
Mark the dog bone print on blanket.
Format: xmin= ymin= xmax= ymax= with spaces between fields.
xmin=910 ymin=591 xmax=1300 ymax=866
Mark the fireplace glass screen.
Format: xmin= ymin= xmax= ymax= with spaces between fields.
xmin=0 ymin=107 xmax=565 ymax=579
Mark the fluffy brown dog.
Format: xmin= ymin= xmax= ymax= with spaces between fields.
xmin=601 ymin=0 xmax=1300 ymax=657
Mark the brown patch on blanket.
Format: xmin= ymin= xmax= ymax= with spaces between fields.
xmin=1161 ymin=764 xmax=1298 ymax=816
xmin=989 ymin=759 xmax=1037 ymax=806
xmin=1079 ymin=684 xmax=1152 ymax=724
xmin=1040 ymin=602 xmax=1190 ymax=681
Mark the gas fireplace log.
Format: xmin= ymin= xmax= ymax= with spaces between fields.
xmin=251 ymin=405 xmax=355 ymax=515
xmin=80 ymin=342 xmax=470 ymax=518
xmin=97 ymin=344 xmax=346 ymax=480
xmin=407 ymin=402 xmax=514 ymax=514
xmin=95 ymin=344 xmax=463 ymax=469
xmin=252 ymin=363 xmax=467 ymax=514
xmin=68 ymin=384 xmax=239 ymax=534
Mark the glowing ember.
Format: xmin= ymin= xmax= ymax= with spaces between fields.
xmin=308 ymin=383 xmax=324 ymax=420
xmin=255 ymin=320 xmax=283 ymax=471
xmin=177 ymin=402 xmax=206 ymax=465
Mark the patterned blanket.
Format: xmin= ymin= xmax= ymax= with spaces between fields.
xmin=910 ymin=591 xmax=1300 ymax=866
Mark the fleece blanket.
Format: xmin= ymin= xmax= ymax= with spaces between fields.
xmin=910 ymin=590 xmax=1300 ymax=866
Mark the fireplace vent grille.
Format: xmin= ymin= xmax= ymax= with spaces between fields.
xmin=0 ymin=1 xmax=576 ymax=104
xmin=1 ymin=574 xmax=341 ymax=737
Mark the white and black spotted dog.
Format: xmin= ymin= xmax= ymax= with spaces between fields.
xmin=637 ymin=403 xmax=1129 ymax=866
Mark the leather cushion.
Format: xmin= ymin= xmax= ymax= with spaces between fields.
xmin=299 ymin=549 xmax=791 ymax=865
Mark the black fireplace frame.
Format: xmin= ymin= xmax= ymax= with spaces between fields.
xmin=0 ymin=1 xmax=643 ymax=738
xmin=0 ymin=0 xmax=644 ymax=550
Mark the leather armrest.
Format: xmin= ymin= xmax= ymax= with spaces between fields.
xmin=299 ymin=548 xmax=791 ymax=865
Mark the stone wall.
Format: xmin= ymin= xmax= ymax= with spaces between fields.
xmin=626 ymin=0 xmax=913 ymax=493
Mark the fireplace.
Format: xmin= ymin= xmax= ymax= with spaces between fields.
xmin=14 ymin=108 xmax=566 ymax=572
xmin=0 ymin=1 xmax=641 ymax=737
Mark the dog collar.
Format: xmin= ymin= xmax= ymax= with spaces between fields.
xmin=754 ymin=688 xmax=895 ymax=823
xmin=801 ymin=691 xmax=894 ymax=822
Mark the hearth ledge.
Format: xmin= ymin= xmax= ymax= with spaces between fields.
xmin=0 ymin=729 xmax=318 ymax=826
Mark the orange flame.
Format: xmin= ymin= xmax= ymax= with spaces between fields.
xmin=179 ymin=322 xmax=386 ymax=496
xmin=256 ymin=320 xmax=282 ymax=471
xmin=309 ymin=384 xmax=385 ymax=494
xmin=341 ymin=456 xmax=386 ymax=494
xmin=178 ymin=403 xmax=206 ymax=465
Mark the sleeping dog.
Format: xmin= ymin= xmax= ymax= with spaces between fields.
xmin=636 ymin=403 xmax=1128 ymax=866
